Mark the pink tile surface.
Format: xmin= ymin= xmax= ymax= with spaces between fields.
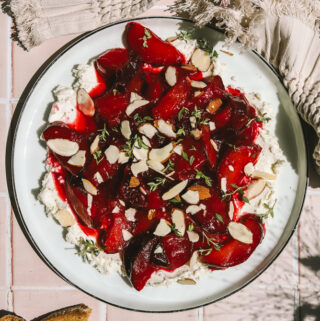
xmin=0 ymin=289 xmax=9 ymax=310
xmin=12 ymin=34 xmax=77 ymax=98
xmin=0 ymin=13 xmax=8 ymax=98
xmin=12 ymin=216 xmax=67 ymax=287
xmin=298 ymin=194 xmax=320 ymax=289
xmin=0 ymin=105 xmax=8 ymax=194
xmin=0 ymin=197 xmax=9 ymax=288
xmin=107 ymin=306 xmax=198 ymax=321
xmin=13 ymin=289 xmax=104 ymax=320
xmin=204 ymin=286 xmax=296 ymax=321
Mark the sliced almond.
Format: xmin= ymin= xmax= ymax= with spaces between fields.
xmin=187 ymin=230 xmax=199 ymax=243
xmin=162 ymin=180 xmax=188 ymax=200
xmin=191 ymin=80 xmax=207 ymax=88
xmin=87 ymin=194 xmax=93 ymax=216
xmin=228 ymin=165 xmax=234 ymax=172
xmin=126 ymin=99 xmax=149 ymax=116
xmin=206 ymin=98 xmax=223 ymax=114
xmin=181 ymin=64 xmax=197 ymax=71
xmin=246 ymin=179 xmax=266 ymax=199
xmin=77 ymin=88 xmax=95 ymax=117
xmin=131 ymin=160 xmax=148 ymax=177
xmin=177 ymin=278 xmax=196 ymax=285
xmin=154 ymin=245 xmax=164 ymax=253
xmin=174 ymin=144 xmax=183 ymax=155
xmin=210 ymin=139 xmax=219 ymax=152
xmin=221 ymin=177 xmax=227 ymax=193
xmin=129 ymin=176 xmax=140 ymax=188
xmin=149 ymin=142 xmax=174 ymax=163
xmin=166 ymin=36 xmax=178 ymax=42
xmin=182 ymin=190 xmax=199 ymax=204
xmin=118 ymin=151 xmax=130 ymax=164
xmin=133 ymin=144 xmax=149 ymax=161
xmin=244 ymin=162 xmax=254 ymax=176
xmin=191 ymin=129 xmax=202 ymax=140
xmin=93 ymin=172 xmax=104 ymax=184
xmin=56 ymin=209 xmax=75 ymax=227
xmin=228 ymin=222 xmax=253 ymax=244
xmin=105 ymin=145 xmax=120 ymax=164
xmin=67 ymin=150 xmax=86 ymax=167
xmin=252 ymin=170 xmax=276 ymax=180
xmin=82 ymin=179 xmax=98 ymax=195
xmin=125 ymin=208 xmax=137 ymax=222
xmin=191 ymin=48 xmax=210 ymax=72
xmin=171 ymin=209 xmax=185 ymax=236
xmin=148 ymin=209 xmax=156 ymax=220
xmin=147 ymin=159 xmax=165 ymax=172
xmin=189 ymin=251 xmax=199 ymax=267
xmin=130 ymin=92 xmax=144 ymax=103
xmin=228 ymin=201 xmax=234 ymax=220
xmin=47 ymin=139 xmax=79 ymax=157
xmin=90 ymin=135 xmax=100 ymax=154
xmin=154 ymin=218 xmax=171 ymax=236
xmin=120 ymin=120 xmax=131 ymax=140
xmin=209 ymin=121 xmax=216 ymax=131
xmin=138 ymin=123 xmax=158 ymax=139
xmin=112 ymin=205 xmax=120 ymax=213
xmin=165 ymin=66 xmax=177 ymax=86
xmin=142 ymin=135 xmax=151 ymax=147
xmin=189 ymin=185 xmax=211 ymax=200
xmin=194 ymin=91 xmax=203 ymax=97
xmin=186 ymin=205 xmax=202 ymax=215
xmin=122 ymin=229 xmax=133 ymax=241
xmin=189 ymin=116 xmax=197 ymax=129
xmin=154 ymin=119 xmax=176 ymax=138
xmin=119 ymin=200 xmax=125 ymax=206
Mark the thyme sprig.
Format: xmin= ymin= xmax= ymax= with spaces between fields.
xmin=163 ymin=159 xmax=174 ymax=173
xmin=199 ymin=232 xmax=222 ymax=256
xmin=257 ymin=200 xmax=277 ymax=220
xmin=178 ymin=107 xmax=189 ymax=121
xmin=176 ymin=31 xmax=192 ymax=42
xmin=171 ymin=223 xmax=182 ymax=237
xmin=147 ymin=177 xmax=166 ymax=191
xmin=246 ymin=112 xmax=271 ymax=127
xmin=182 ymin=151 xmax=194 ymax=165
xmin=75 ymin=238 xmax=104 ymax=263
xmin=93 ymin=150 xmax=103 ymax=164
xmin=98 ymin=124 xmax=109 ymax=142
xmin=133 ymin=113 xmax=153 ymax=125
xmin=221 ymin=184 xmax=249 ymax=203
xmin=195 ymin=170 xmax=212 ymax=187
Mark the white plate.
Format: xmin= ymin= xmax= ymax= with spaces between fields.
xmin=6 ymin=17 xmax=307 ymax=312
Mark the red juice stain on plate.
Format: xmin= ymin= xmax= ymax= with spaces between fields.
xmin=89 ymin=69 xmax=107 ymax=98
xmin=46 ymin=153 xmax=67 ymax=202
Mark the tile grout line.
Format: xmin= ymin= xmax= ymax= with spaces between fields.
xmin=100 ymin=302 xmax=107 ymax=321
xmin=6 ymin=14 xmax=14 ymax=312
xmin=198 ymin=307 xmax=204 ymax=321
xmin=292 ymin=230 xmax=300 ymax=320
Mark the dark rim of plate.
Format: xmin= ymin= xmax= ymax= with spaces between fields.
xmin=5 ymin=16 xmax=309 ymax=313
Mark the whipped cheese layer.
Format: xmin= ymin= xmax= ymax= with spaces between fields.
xmin=38 ymin=43 xmax=284 ymax=287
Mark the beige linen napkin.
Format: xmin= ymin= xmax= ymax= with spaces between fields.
xmin=172 ymin=0 xmax=320 ymax=172
xmin=1 ymin=0 xmax=156 ymax=50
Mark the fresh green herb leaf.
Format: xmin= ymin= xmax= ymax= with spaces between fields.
xmin=171 ymin=223 xmax=182 ymax=237
xmin=189 ymin=145 xmax=196 ymax=151
xmin=227 ymin=143 xmax=238 ymax=151
xmin=198 ymin=248 xmax=213 ymax=256
xmin=246 ymin=112 xmax=271 ymax=126
xmin=188 ymin=224 xmax=194 ymax=232
xmin=170 ymin=197 xmax=181 ymax=204
xmin=163 ymin=159 xmax=174 ymax=173
xmin=257 ymin=200 xmax=277 ymax=220
xmin=98 ymin=124 xmax=109 ymax=141
xmin=139 ymin=28 xmax=152 ymax=47
xmin=215 ymin=213 xmax=224 ymax=223
xmin=93 ymin=150 xmax=103 ymax=164
xmin=177 ymin=127 xmax=186 ymax=136
xmin=189 ymin=155 xmax=195 ymax=165
xmin=200 ymin=118 xmax=210 ymax=125
xmin=212 ymin=50 xmax=219 ymax=58
xmin=112 ymin=127 xmax=119 ymax=132
xmin=178 ymin=107 xmax=189 ymax=121
xmin=201 ymin=232 xmax=222 ymax=251
xmin=182 ymin=151 xmax=189 ymax=162
xmin=147 ymin=177 xmax=166 ymax=192
xmin=74 ymin=238 xmax=105 ymax=263
xmin=135 ymin=135 xmax=149 ymax=149
xmin=195 ymin=170 xmax=212 ymax=187
xmin=221 ymin=184 xmax=249 ymax=203
xmin=176 ymin=31 xmax=192 ymax=42
xmin=192 ymin=106 xmax=202 ymax=120
xmin=133 ymin=114 xmax=153 ymax=125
